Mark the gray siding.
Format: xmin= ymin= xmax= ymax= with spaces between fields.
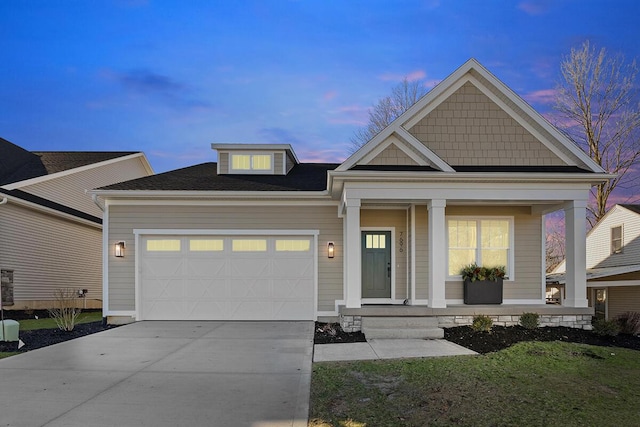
xmin=274 ymin=153 xmax=284 ymax=175
xmin=107 ymin=204 xmax=343 ymax=312
xmin=414 ymin=205 xmax=429 ymax=299
xmin=286 ymin=152 xmax=296 ymax=173
xmin=218 ymin=152 xmax=229 ymax=174
xmin=0 ymin=202 xmax=102 ymax=308
xmin=20 ymin=156 xmax=150 ymax=218
xmin=607 ymin=286 xmax=640 ymax=319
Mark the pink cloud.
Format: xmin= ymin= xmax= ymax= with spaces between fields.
xmin=323 ymin=90 xmax=338 ymax=101
xmin=379 ymin=69 xmax=427 ymax=82
xmin=523 ymin=88 xmax=557 ymax=105
xmin=518 ymin=1 xmax=550 ymax=16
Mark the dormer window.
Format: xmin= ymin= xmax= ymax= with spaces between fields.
xmin=230 ymin=154 xmax=273 ymax=173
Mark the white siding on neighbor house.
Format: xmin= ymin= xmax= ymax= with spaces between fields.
xmin=19 ymin=156 xmax=150 ymax=218
xmin=361 ymin=209 xmax=409 ymax=300
xmin=107 ymin=204 xmax=343 ymax=312
xmin=443 ymin=206 xmax=543 ymax=301
xmin=586 ymin=206 xmax=640 ymax=269
xmin=0 ymin=202 xmax=102 ymax=307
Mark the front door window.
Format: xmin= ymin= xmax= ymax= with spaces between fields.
xmin=362 ymin=231 xmax=392 ymax=299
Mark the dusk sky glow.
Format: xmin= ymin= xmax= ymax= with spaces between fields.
xmin=2 ymin=0 xmax=640 ymax=176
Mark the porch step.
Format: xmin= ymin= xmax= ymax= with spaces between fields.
xmin=361 ymin=316 xmax=444 ymax=339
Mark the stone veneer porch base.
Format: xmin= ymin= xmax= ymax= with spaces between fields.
xmin=338 ymin=305 xmax=595 ymax=332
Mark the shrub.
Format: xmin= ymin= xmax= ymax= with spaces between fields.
xmin=519 ymin=312 xmax=540 ymax=330
xmin=592 ymin=318 xmax=620 ymax=337
xmin=615 ymin=311 xmax=640 ymax=335
xmin=47 ymin=288 xmax=81 ymax=332
xmin=471 ymin=314 xmax=493 ymax=333
xmin=460 ymin=264 xmax=506 ymax=282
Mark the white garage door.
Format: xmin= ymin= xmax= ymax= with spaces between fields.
xmin=139 ymin=235 xmax=315 ymax=320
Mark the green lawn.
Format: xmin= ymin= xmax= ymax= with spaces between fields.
xmin=0 ymin=311 xmax=103 ymax=359
xmin=17 ymin=311 xmax=102 ymax=331
xmin=309 ymin=341 xmax=640 ymax=427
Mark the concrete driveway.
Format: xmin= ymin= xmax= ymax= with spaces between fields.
xmin=0 ymin=321 xmax=314 ymax=427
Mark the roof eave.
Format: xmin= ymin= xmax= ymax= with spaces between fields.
xmin=89 ymin=189 xmax=330 ymax=199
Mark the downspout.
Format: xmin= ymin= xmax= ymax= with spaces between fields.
xmin=91 ymin=193 xmax=105 ymax=212
xmin=0 ymin=197 xmax=7 ymax=205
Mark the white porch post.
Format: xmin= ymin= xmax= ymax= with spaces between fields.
xmin=428 ymin=199 xmax=447 ymax=308
xmin=344 ymin=198 xmax=362 ymax=308
xmin=564 ymin=200 xmax=588 ymax=307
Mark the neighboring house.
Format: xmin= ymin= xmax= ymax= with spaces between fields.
xmin=91 ymin=59 xmax=612 ymax=330
xmin=548 ymin=204 xmax=640 ymax=320
xmin=0 ymin=137 xmax=153 ymax=310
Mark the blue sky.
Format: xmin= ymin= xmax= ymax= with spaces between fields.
xmin=2 ymin=0 xmax=640 ymax=173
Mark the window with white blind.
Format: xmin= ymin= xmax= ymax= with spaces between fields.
xmin=447 ymin=217 xmax=513 ymax=278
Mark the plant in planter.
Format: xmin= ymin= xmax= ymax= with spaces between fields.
xmin=460 ymin=263 xmax=506 ymax=305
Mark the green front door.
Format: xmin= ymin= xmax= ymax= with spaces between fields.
xmin=362 ymin=231 xmax=392 ymax=299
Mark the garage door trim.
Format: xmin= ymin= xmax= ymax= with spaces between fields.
xmin=133 ymin=229 xmax=319 ymax=320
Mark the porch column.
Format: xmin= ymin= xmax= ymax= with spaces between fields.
xmin=428 ymin=199 xmax=447 ymax=308
xmin=344 ymin=198 xmax=362 ymax=308
xmin=564 ymin=200 xmax=588 ymax=307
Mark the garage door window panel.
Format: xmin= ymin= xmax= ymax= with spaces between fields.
xmin=232 ymin=239 xmax=267 ymax=252
xmin=275 ymin=239 xmax=311 ymax=252
xmin=189 ymin=239 xmax=224 ymax=252
xmin=147 ymin=239 xmax=181 ymax=252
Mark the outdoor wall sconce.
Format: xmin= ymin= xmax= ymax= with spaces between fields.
xmin=327 ymin=242 xmax=335 ymax=258
xmin=115 ymin=241 xmax=126 ymax=257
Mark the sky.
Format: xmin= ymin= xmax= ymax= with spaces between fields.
xmin=2 ymin=0 xmax=640 ymax=176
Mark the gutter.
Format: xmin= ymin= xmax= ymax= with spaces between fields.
xmin=0 ymin=197 xmax=7 ymax=205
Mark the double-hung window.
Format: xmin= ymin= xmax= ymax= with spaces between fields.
xmin=447 ymin=217 xmax=513 ymax=279
xmin=230 ymin=153 xmax=272 ymax=173
xmin=611 ymin=226 xmax=623 ymax=254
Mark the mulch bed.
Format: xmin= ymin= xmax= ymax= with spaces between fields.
xmin=314 ymin=321 xmax=640 ymax=354
xmin=444 ymin=325 xmax=640 ymax=354
xmin=0 ymin=309 xmax=118 ymax=353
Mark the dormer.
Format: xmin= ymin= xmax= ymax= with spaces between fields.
xmin=211 ymin=144 xmax=299 ymax=175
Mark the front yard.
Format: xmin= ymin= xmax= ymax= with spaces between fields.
xmin=310 ymin=341 xmax=640 ymax=426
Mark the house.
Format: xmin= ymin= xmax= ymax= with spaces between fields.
xmin=91 ymin=59 xmax=612 ymax=330
xmin=0 ymin=137 xmax=153 ymax=310
xmin=548 ymin=204 xmax=640 ymax=320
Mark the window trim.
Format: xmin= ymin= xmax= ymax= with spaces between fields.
xmin=446 ymin=216 xmax=515 ymax=280
xmin=611 ymin=225 xmax=623 ymax=255
xmin=229 ymin=152 xmax=274 ymax=174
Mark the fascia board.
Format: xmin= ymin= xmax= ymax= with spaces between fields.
xmin=3 ymin=152 xmax=150 ymax=190
xmin=89 ymin=189 xmax=330 ymax=199
xmin=329 ymin=170 xmax=615 ymax=185
xmin=0 ymin=192 xmax=102 ymax=228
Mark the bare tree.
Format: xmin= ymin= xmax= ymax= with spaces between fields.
xmin=545 ymin=216 xmax=566 ymax=273
xmin=350 ymin=77 xmax=428 ymax=153
xmin=555 ymin=40 xmax=640 ymax=226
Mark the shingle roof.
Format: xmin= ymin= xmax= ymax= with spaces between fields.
xmin=99 ymin=162 xmax=339 ymax=191
xmin=619 ymin=204 xmax=640 ymax=215
xmin=0 ymin=137 xmax=139 ymax=185
xmin=0 ymin=189 xmax=102 ymax=224
xmin=33 ymin=151 xmax=139 ymax=174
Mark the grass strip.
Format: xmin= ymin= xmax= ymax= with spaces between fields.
xmin=309 ymin=341 xmax=640 ymax=427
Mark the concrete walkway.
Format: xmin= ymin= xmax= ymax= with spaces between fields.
xmin=0 ymin=321 xmax=314 ymax=427
xmin=313 ymin=338 xmax=477 ymax=362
